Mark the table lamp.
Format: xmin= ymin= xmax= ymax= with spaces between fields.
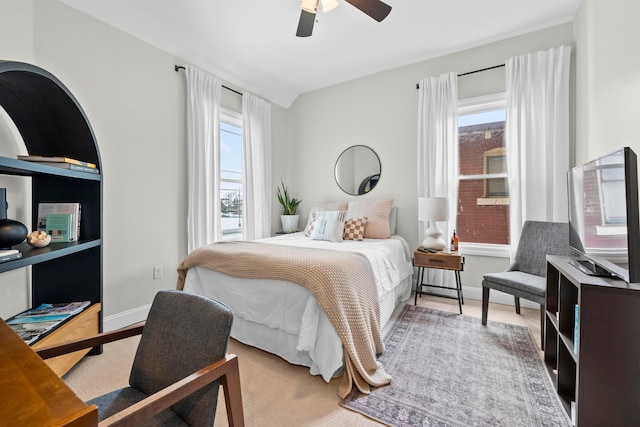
xmin=418 ymin=196 xmax=449 ymax=250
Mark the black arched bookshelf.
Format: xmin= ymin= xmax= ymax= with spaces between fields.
xmin=0 ymin=61 xmax=103 ymax=375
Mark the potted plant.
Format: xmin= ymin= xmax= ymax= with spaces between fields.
xmin=277 ymin=180 xmax=301 ymax=233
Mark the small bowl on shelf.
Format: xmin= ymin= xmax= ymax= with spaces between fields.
xmin=27 ymin=231 xmax=51 ymax=248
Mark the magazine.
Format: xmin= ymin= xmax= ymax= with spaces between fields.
xmin=9 ymin=321 xmax=61 ymax=345
xmin=15 ymin=301 xmax=90 ymax=318
xmin=8 ymin=301 xmax=91 ymax=345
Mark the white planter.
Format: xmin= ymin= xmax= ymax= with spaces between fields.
xmin=280 ymin=215 xmax=300 ymax=233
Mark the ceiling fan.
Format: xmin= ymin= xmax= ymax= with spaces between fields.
xmin=296 ymin=0 xmax=392 ymax=37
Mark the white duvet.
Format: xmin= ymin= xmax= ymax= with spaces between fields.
xmin=182 ymin=232 xmax=414 ymax=381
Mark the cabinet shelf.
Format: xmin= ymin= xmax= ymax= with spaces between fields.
xmin=545 ymin=255 xmax=640 ymax=426
xmin=0 ymin=156 xmax=101 ymax=180
xmin=0 ymin=240 xmax=101 ymax=273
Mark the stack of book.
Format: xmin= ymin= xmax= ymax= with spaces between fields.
xmin=37 ymin=202 xmax=81 ymax=242
xmin=0 ymin=249 xmax=22 ymax=263
xmin=7 ymin=301 xmax=90 ymax=345
xmin=17 ymin=155 xmax=99 ymax=174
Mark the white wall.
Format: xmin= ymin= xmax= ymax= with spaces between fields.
xmin=574 ymin=0 xmax=640 ymax=163
xmin=0 ymin=0 xmax=35 ymax=318
xmin=0 ymin=0 xmax=33 ymax=63
xmin=33 ymin=1 xmax=187 ymax=321
xmin=284 ymin=23 xmax=574 ymax=300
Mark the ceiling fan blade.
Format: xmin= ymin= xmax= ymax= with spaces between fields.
xmin=345 ymin=0 xmax=392 ymax=22
xmin=296 ymin=10 xmax=316 ymax=37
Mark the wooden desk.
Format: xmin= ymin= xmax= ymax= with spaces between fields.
xmin=0 ymin=318 xmax=97 ymax=426
xmin=413 ymin=248 xmax=465 ymax=313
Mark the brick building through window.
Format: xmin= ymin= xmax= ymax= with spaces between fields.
xmin=457 ymin=120 xmax=509 ymax=245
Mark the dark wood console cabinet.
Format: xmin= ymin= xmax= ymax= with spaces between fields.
xmin=545 ymin=255 xmax=640 ymax=426
xmin=0 ymin=61 xmax=103 ymax=375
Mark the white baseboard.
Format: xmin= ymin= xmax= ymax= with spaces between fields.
xmin=103 ymin=304 xmax=151 ymax=332
xmin=417 ymin=282 xmax=540 ymax=310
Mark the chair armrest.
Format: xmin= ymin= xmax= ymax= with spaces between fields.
xmin=99 ymin=353 xmax=244 ymax=427
xmin=35 ymin=322 xmax=145 ymax=360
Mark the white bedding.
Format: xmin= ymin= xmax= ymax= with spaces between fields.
xmin=182 ymin=232 xmax=414 ymax=382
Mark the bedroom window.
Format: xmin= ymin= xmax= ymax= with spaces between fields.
xmin=457 ymin=94 xmax=509 ymax=249
xmin=220 ymin=109 xmax=243 ymax=240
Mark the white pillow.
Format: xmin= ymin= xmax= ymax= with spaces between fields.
xmin=304 ymin=201 xmax=348 ymax=236
xmin=310 ymin=210 xmax=346 ymax=242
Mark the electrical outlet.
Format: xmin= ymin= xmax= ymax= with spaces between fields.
xmin=153 ymin=265 xmax=163 ymax=279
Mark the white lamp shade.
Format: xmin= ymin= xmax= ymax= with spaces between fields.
xmin=301 ymin=0 xmax=318 ymax=13
xmin=321 ymin=0 xmax=339 ymax=12
xmin=418 ymin=197 xmax=449 ymax=222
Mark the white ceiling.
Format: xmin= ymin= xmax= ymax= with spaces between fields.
xmin=58 ymin=0 xmax=581 ymax=108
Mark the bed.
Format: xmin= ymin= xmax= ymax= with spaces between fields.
xmin=177 ymin=202 xmax=414 ymax=396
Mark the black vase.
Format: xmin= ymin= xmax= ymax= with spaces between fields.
xmin=0 ymin=218 xmax=28 ymax=249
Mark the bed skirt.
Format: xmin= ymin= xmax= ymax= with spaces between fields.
xmin=182 ymin=267 xmax=412 ymax=382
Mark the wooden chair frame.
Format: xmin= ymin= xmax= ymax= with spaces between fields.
xmin=35 ymin=322 xmax=244 ymax=427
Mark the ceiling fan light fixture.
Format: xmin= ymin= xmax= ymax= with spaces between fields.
xmin=321 ymin=0 xmax=339 ymax=12
xmin=300 ymin=0 xmax=318 ymax=14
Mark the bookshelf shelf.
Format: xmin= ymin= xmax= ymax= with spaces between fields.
xmin=0 ymin=239 xmax=101 ymax=273
xmin=545 ymin=255 xmax=640 ymax=426
xmin=0 ymin=156 xmax=101 ymax=180
xmin=0 ymin=61 xmax=103 ymax=376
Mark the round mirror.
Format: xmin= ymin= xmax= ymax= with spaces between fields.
xmin=334 ymin=145 xmax=381 ymax=196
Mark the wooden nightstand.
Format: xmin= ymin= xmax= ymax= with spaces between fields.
xmin=413 ymin=247 xmax=465 ymax=314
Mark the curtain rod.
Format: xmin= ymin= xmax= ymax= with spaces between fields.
xmin=415 ymin=64 xmax=505 ymax=89
xmin=174 ymin=65 xmax=243 ymax=96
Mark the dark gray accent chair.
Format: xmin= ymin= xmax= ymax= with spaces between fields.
xmin=36 ymin=290 xmax=243 ymax=426
xmin=481 ymin=221 xmax=572 ymax=346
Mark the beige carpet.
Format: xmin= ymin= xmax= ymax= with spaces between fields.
xmin=63 ymin=296 xmax=541 ymax=426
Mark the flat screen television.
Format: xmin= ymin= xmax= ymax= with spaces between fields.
xmin=567 ymin=147 xmax=640 ymax=283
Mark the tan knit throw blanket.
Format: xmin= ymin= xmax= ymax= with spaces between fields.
xmin=176 ymin=241 xmax=392 ymax=398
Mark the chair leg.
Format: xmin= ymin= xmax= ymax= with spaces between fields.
xmin=481 ymin=287 xmax=489 ymax=325
xmin=514 ymin=296 xmax=521 ymax=314
xmin=221 ymin=356 xmax=245 ymax=427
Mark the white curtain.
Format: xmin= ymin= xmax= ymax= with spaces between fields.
xmin=242 ymin=92 xmax=272 ymax=240
xmin=505 ymin=45 xmax=571 ymax=253
xmin=417 ymin=72 xmax=458 ymax=286
xmin=185 ymin=65 xmax=222 ymax=252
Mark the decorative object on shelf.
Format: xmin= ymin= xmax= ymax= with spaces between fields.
xmin=277 ymin=180 xmax=302 ymax=233
xmin=0 ymin=188 xmax=27 ymax=250
xmin=418 ymin=196 xmax=449 ymax=250
xmin=37 ymin=203 xmax=81 ymax=242
xmin=45 ymin=213 xmax=73 ymax=243
xmin=450 ymin=229 xmax=459 ymax=251
xmin=27 ymin=231 xmax=51 ymax=248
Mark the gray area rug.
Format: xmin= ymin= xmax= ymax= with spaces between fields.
xmin=342 ymin=305 xmax=571 ymax=427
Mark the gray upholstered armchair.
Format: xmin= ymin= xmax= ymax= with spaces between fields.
xmin=481 ymin=220 xmax=572 ymax=345
xmin=36 ymin=290 xmax=243 ymax=426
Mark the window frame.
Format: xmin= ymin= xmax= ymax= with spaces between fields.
xmin=483 ymin=147 xmax=508 ymax=198
xmin=457 ymin=93 xmax=511 ymax=257
xmin=219 ymin=107 xmax=244 ymax=241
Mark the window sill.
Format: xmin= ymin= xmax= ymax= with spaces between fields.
xmin=476 ymin=197 xmax=510 ymax=206
xmin=458 ymin=242 xmax=510 ymax=258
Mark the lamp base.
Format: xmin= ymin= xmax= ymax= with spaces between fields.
xmin=423 ymin=222 xmax=446 ymax=251
xmin=422 ymin=237 xmax=446 ymax=251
